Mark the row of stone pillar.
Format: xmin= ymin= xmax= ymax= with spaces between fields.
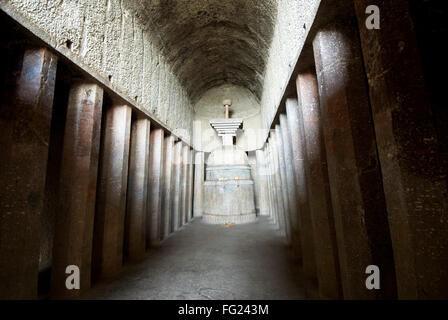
xmin=0 ymin=46 xmax=195 ymax=299
xmin=260 ymin=1 xmax=448 ymax=299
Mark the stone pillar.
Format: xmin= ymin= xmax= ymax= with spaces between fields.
xmin=124 ymin=116 xmax=150 ymax=261
xmin=186 ymin=148 xmax=194 ymax=222
xmin=171 ymin=141 xmax=183 ymax=232
xmin=40 ymin=79 xmax=68 ymax=282
xmin=93 ymin=104 xmax=132 ymax=280
xmin=0 ymin=47 xmax=57 ymax=299
xmin=271 ymin=130 xmax=290 ymax=241
xmin=267 ymin=139 xmax=280 ymax=227
xmin=285 ymin=98 xmax=319 ymax=288
xmin=180 ymin=144 xmax=189 ymax=226
xmin=255 ymin=149 xmax=269 ymax=216
xmin=265 ymin=144 xmax=277 ymax=223
xmin=354 ymin=0 xmax=448 ymax=299
xmin=147 ymin=128 xmax=164 ymax=247
xmin=248 ymin=151 xmax=260 ymax=213
xmin=51 ymin=82 xmax=103 ymax=298
xmin=265 ymin=143 xmax=277 ymax=223
xmin=313 ymin=15 xmax=396 ymax=299
xmin=276 ymin=125 xmax=293 ymax=243
xmin=184 ymin=148 xmax=191 ymax=223
xmin=279 ymin=114 xmax=302 ymax=257
xmin=266 ymin=142 xmax=275 ymax=223
xmin=193 ymin=151 xmax=205 ymax=217
xmin=296 ymin=71 xmax=342 ymax=299
xmin=161 ymin=135 xmax=175 ymax=239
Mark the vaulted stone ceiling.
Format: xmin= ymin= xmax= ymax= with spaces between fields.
xmin=127 ymin=0 xmax=278 ymax=103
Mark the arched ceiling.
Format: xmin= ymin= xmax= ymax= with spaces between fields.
xmin=129 ymin=0 xmax=278 ymax=103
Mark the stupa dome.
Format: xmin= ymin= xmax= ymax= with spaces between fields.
xmin=207 ymin=145 xmax=249 ymax=166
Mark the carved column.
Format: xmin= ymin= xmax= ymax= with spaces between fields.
xmin=51 ymin=82 xmax=103 ymax=298
xmin=255 ymin=149 xmax=270 ymax=217
xmin=284 ymin=107 xmax=318 ymax=292
xmin=295 ymin=73 xmax=342 ymax=299
xmin=180 ymin=144 xmax=189 ymax=226
xmin=0 ymin=47 xmax=57 ymax=299
xmin=193 ymin=151 xmax=205 ymax=218
xmin=271 ymin=130 xmax=290 ymax=241
xmin=265 ymin=143 xmax=277 ymax=224
xmin=161 ymin=135 xmax=175 ymax=239
xmin=186 ymin=148 xmax=194 ymax=222
xmin=147 ymin=128 xmax=164 ymax=247
xmin=124 ymin=116 xmax=150 ymax=260
xmin=171 ymin=141 xmax=183 ymax=232
xmin=267 ymin=139 xmax=280 ymax=228
xmin=280 ymin=114 xmax=304 ymax=259
xmin=93 ymin=104 xmax=132 ymax=280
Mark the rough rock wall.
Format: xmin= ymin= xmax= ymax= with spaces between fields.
xmin=128 ymin=0 xmax=277 ymax=104
xmin=260 ymin=0 xmax=321 ymax=135
xmin=0 ymin=0 xmax=193 ymax=142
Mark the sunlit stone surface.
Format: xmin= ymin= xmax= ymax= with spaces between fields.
xmin=203 ymin=116 xmax=256 ymax=224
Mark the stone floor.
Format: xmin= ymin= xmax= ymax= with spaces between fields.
xmin=84 ymin=216 xmax=306 ymax=300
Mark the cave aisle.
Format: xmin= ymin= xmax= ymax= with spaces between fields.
xmin=84 ymin=217 xmax=305 ymax=300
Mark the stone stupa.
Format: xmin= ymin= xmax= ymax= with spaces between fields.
xmin=203 ymin=99 xmax=257 ymax=224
